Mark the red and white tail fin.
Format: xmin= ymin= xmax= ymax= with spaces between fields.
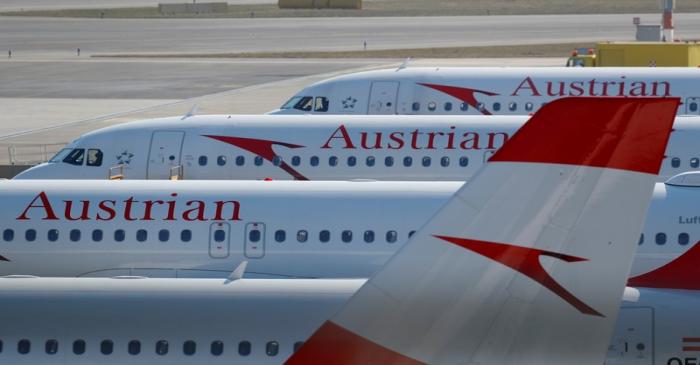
xmin=286 ymin=97 xmax=679 ymax=365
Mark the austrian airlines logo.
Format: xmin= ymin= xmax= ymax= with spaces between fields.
xmin=203 ymin=135 xmax=309 ymax=180
xmin=419 ymin=83 xmax=499 ymax=115
xmin=434 ymin=235 xmax=602 ymax=317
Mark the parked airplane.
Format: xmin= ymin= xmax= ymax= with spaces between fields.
xmin=13 ymin=115 xmax=698 ymax=182
xmin=0 ymin=103 xmax=689 ymax=280
xmin=0 ymin=96 xmax=675 ymax=365
xmin=269 ymin=67 xmax=700 ymax=116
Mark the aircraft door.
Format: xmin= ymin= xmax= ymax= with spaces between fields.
xmin=368 ymin=81 xmax=399 ymax=114
xmin=244 ymin=222 xmax=265 ymax=259
xmin=209 ymin=222 xmax=230 ymax=259
xmin=686 ymin=97 xmax=700 ymax=115
xmin=147 ymin=131 xmax=184 ymax=179
xmin=606 ymin=307 xmax=653 ymax=365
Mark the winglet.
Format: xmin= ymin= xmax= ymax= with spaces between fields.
xmin=224 ymin=261 xmax=247 ymax=284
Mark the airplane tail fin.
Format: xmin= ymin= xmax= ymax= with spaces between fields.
xmin=286 ymin=97 xmax=679 ymax=365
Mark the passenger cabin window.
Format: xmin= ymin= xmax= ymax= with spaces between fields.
xmin=128 ymin=340 xmax=141 ymax=355
xmin=114 ymin=229 xmax=126 ymax=242
xmin=366 ymin=156 xmax=375 ymax=167
xmin=441 ymin=156 xmax=450 ymax=167
xmin=403 ymin=156 xmax=412 ymax=167
xmin=272 ymin=156 xmax=282 ymax=166
xmin=310 ymin=156 xmax=319 ymax=167
xmin=412 ymin=102 xmax=420 ymax=111
xmin=198 ymin=156 xmax=208 ymax=166
xmin=236 ymin=156 xmax=245 ymax=166
xmin=656 ymin=232 xmax=667 ymax=245
xmin=3 ymin=229 xmax=13 ymax=242
xmin=492 ymin=102 xmax=501 ymax=111
xmin=422 ymin=156 xmax=431 ymax=167
xmin=292 ymin=156 xmax=301 ymax=166
xmin=275 ymin=230 xmax=286 ymax=242
xmin=156 ymin=340 xmax=169 ymax=356
xmin=25 ymin=229 xmax=36 ymax=242
xmin=690 ymin=101 xmax=699 ymax=113
xmin=347 ymin=156 xmax=357 ymax=167
xmin=217 ymin=156 xmax=227 ymax=166
xmin=73 ymin=340 xmax=86 ymax=355
xmin=386 ymin=230 xmax=398 ymax=243
xmin=211 ymin=341 xmax=224 ymax=356
xmin=45 ymin=340 xmax=58 ymax=355
xmin=266 ymin=341 xmax=279 ymax=356
xmin=87 ymin=149 xmax=103 ymax=166
xmin=639 ymin=234 xmax=644 ymax=245
xmin=297 ymin=230 xmax=308 ymax=242
xmin=342 ymin=230 xmax=353 ymax=243
xmin=314 ymin=97 xmax=329 ymax=112
xmin=249 ymin=230 xmax=261 ymax=242
xmin=525 ymin=102 xmax=534 ymax=111
xmin=214 ymin=230 xmax=226 ymax=242
xmin=92 ymin=229 xmax=103 ymax=242
xmin=691 ymin=158 xmax=700 ymax=168
xmin=444 ymin=102 xmax=452 ymax=111
xmin=459 ymin=157 xmax=469 ymax=167
xmin=183 ymin=340 xmax=196 ymax=356
xmin=70 ymin=229 xmax=81 ymax=242
xmin=101 ymin=340 xmax=113 ymax=355
xmin=181 ymin=229 xmax=192 ymax=242
xmin=159 ymin=229 xmax=169 ymax=242
xmin=385 ymin=156 xmax=394 ymax=167
xmin=319 ymin=230 xmax=330 ymax=243
xmin=48 ymin=229 xmax=59 ymax=242
xmin=460 ymin=103 xmax=469 ymax=111
xmin=672 ymin=157 xmax=681 ymax=168
xmin=63 ymin=148 xmax=85 ymax=166
xmin=238 ymin=341 xmax=251 ymax=356
xmin=136 ymin=229 xmax=148 ymax=242
xmin=508 ymin=102 xmax=517 ymax=111
xmin=364 ymin=230 xmax=375 ymax=243
xmin=428 ymin=101 xmax=437 ymax=111
xmin=329 ymin=156 xmax=338 ymax=166
xmin=679 ymin=233 xmax=690 ymax=245
xmin=18 ymin=339 xmax=30 ymax=354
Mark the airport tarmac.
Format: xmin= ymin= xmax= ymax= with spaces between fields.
xmin=3 ymin=13 xmax=700 ymax=58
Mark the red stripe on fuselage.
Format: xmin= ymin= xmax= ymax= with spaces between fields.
xmin=418 ymin=83 xmax=499 ymax=115
xmin=434 ymin=235 xmax=603 ymax=317
xmin=629 ymin=240 xmax=700 ymax=290
xmin=203 ymin=135 xmax=309 ymax=180
xmin=285 ymin=321 xmax=425 ymax=365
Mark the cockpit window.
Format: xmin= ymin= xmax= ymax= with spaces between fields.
xmin=280 ymin=96 xmax=315 ymax=111
xmin=63 ymin=148 xmax=85 ymax=166
xmin=87 ymin=149 xmax=103 ymax=167
xmin=280 ymin=96 xmax=302 ymax=110
xmin=314 ymin=97 xmax=329 ymax=112
xmin=49 ymin=148 xmax=72 ymax=163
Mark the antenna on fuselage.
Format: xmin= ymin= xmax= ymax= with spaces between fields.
xmin=181 ymin=104 xmax=198 ymax=120
xmin=224 ymin=261 xmax=248 ymax=284
xmin=397 ymin=57 xmax=411 ymax=71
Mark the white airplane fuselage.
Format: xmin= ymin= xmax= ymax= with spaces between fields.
xmin=268 ymin=67 xmax=700 ymax=116
xmin=14 ymin=115 xmax=700 ymax=182
xmin=0 ymin=276 xmax=689 ymax=365
xmin=0 ymin=179 xmax=696 ymax=279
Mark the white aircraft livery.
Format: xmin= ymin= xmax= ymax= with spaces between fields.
xmin=269 ymin=67 xmax=700 ymax=116
xmin=0 ymin=96 xmax=677 ymax=365
xmin=13 ymin=114 xmax=700 ymax=182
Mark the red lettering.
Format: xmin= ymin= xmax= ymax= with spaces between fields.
xmin=63 ymin=200 xmax=90 ymax=221
xmin=486 ymin=132 xmax=509 ymax=149
xmin=142 ymin=200 xmax=164 ymax=221
xmin=410 ymin=130 xmax=423 ymax=149
xmin=96 ymin=200 xmax=116 ymax=221
xmin=360 ymin=132 xmax=383 ymax=149
xmin=183 ymin=200 xmax=207 ymax=221
xmin=426 ymin=132 xmax=445 ymax=149
xmin=387 ymin=132 xmax=405 ymax=149
xmin=17 ymin=191 xmax=58 ymax=220
xmin=569 ymin=81 xmax=584 ymax=96
xmin=321 ymin=125 xmax=355 ymax=149
xmin=123 ymin=197 xmax=139 ymax=221
xmin=460 ymin=133 xmax=481 ymax=150
xmin=214 ymin=200 xmax=242 ymax=221
xmin=511 ymin=77 xmax=541 ymax=96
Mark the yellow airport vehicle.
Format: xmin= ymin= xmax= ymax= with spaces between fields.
xmin=566 ymin=42 xmax=700 ymax=67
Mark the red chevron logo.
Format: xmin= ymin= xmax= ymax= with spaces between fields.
xmin=434 ymin=235 xmax=602 ymax=317
xmin=203 ymin=135 xmax=309 ymax=180
xmin=418 ymin=83 xmax=499 ymax=115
